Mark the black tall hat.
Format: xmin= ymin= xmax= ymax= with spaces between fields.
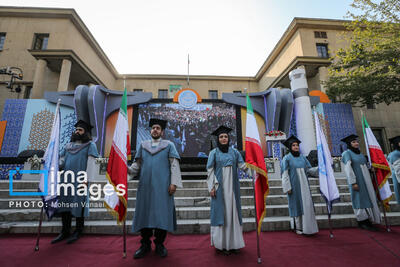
xmin=149 ymin=118 xmax=167 ymax=130
xmin=211 ymin=125 xmax=232 ymax=136
xmin=74 ymin=120 xmax=93 ymax=133
xmin=282 ymin=135 xmax=301 ymax=149
xmin=340 ymin=134 xmax=358 ymax=144
xmin=389 ymin=136 xmax=400 ymax=145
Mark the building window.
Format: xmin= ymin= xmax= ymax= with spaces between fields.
xmin=366 ymin=103 xmax=376 ymax=109
xmin=133 ymin=89 xmax=143 ymax=92
xmin=33 ymin=33 xmax=49 ymax=50
xmin=0 ymin=33 xmax=6 ymax=51
xmin=158 ymin=89 xmax=168 ymax=99
xmin=233 ymin=90 xmax=242 ymax=94
xmin=209 ymin=90 xmax=218 ymax=99
xmin=23 ymin=86 xmax=32 ymax=99
xmin=314 ymin=31 xmax=327 ymax=39
xmin=372 ymin=128 xmax=388 ymax=154
xmin=316 ymin=43 xmax=329 ymax=58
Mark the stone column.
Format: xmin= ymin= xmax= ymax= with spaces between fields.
xmin=318 ymin=66 xmax=329 ymax=93
xmin=289 ymin=67 xmax=317 ymax=155
xmin=31 ymin=59 xmax=47 ymax=99
xmin=57 ymin=59 xmax=72 ymax=91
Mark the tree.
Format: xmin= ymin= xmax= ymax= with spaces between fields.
xmin=325 ymin=0 xmax=400 ymax=106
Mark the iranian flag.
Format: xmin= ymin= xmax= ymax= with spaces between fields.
xmin=104 ymin=88 xmax=130 ymax=223
xmin=362 ymin=114 xmax=392 ymax=209
xmin=245 ymin=93 xmax=269 ymax=234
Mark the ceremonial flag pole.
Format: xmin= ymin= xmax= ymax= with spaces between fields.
xmin=313 ymin=109 xmax=340 ymax=238
xmin=104 ymin=83 xmax=130 ymax=258
xmin=123 ymin=219 xmax=127 ymax=258
xmin=123 ymin=79 xmax=127 ymax=258
xmin=35 ymin=99 xmax=61 ymax=251
xmin=34 ymin=207 xmax=44 ymax=251
xmin=361 ymin=110 xmax=392 ymax=232
xmin=187 ymin=54 xmax=190 ymax=86
xmin=244 ymin=90 xmax=269 ymax=264
xmin=250 ymin=171 xmax=262 ymax=264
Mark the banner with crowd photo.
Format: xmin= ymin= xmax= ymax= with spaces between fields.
xmin=135 ymin=102 xmax=238 ymax=158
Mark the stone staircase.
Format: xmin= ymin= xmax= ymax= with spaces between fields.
xmin=0 ymin=175 xmax=399 ymax=234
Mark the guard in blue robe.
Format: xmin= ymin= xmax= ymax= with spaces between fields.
xmin=280 ymin=135 xmax=318 ymax=235
xmin=341 ymin=134 xmax=381 ymax=231
xmin=129 ymin=118 xmax=182 ymax=259
xmin=52 ymin=120 xmax=99 ymax=244
xmin=388 ymin=136 xmax=400 ymax=204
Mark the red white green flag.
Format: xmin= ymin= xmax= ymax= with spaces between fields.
xmin=245 ymin=93 xmax=269 ymax=234
xmin=104 ymin=88 xmax=130 ymax=223
xmin=362 ymin=114 xmax=392 ymax=209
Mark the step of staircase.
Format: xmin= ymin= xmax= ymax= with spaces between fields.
xmin=0 ymin=193 xmax=355 ymax=209
xmin=0 ymin=177 xmax=350 ymax=189
xmin=2 ymin=212 xmax=400 ymax=235
xmin=0 ymin=177 xmax=399 ymax=234
xmin=0 ymin=184 xmax=359 ymax=199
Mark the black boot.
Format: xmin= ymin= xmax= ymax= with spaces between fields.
xmin=155 ymin=244 xmax=168 ymax=258
xmin=154 ymin=229 xmax=167 ymax=257
xmin=358 ymin=219 xmax=368 ymax=230
xmin=133 ymin=244 xmax=151 ymax=259
xmin=134 ymin=229 xmax=152 ymax=259
xmin=66 ymin=217 xmax=84 ymax=244
xmin=365 ymin=220 xmax=378 ymax=232
xmin=51 ymin=212 xmax=71 ymax=244
xmin=358 ymin=219 xmax=376 ymax=231
xmin=51 ymin=232 xmax=69 ymax=244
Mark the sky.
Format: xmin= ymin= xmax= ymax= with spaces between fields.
xmin=2 ymin=0 xmax=356 ymax=76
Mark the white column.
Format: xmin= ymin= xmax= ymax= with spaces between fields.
xmin=289 ymin=67 xmax=317 ymax=155
xmin=57 ymin=59 xmax=72 ymax=91
xmin=318 ymin=66 xmax=328 ymax=93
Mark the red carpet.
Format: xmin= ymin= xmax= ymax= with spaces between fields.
xmin=1 ymin=227 xmax=400 ymax=267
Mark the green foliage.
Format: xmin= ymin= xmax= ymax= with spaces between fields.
xmin=326 ymin=0 xmax=400 ymax=106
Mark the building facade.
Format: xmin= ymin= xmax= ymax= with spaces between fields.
xmin=1 ymin=6 xmax=399 ymax=153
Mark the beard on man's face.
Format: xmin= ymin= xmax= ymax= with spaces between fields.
xmin=151 ymin=129 xmax=162 ymax=140
xmin=71 ymin=132 xmax=91 ymax=142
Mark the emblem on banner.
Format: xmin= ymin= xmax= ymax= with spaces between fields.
xmin=174 ymin=88 xmax=202 ymax=109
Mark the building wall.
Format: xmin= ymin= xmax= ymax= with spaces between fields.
xmin=0 ymin=16 xmax=60 ymax=116
xmin=61 ymin=20 xmax=116 ymax=88
xmin=114 ymin=77 xmax=259 ymax=98
xmin=1 ymin=10 xmax=400 ymax=152
xmin=258 ymin=31 xmax=303 ymax=90
xmin=0 ymin=14 xmax=117 ymax=116
xmin=307 ymin=74 xmax=322 ymax=92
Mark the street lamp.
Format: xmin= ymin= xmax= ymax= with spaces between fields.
xmin=0 ymin=66 xmax=23 ymax=93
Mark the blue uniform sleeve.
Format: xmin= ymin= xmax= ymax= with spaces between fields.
xmin=341 ymin=150 xmax=351 ymax=164
xmin=304 ymin=156 xmax=312 ymax=169
xmin=235 ymin=149 xmax=244 ymax=164
xmin=168 ymin=142 xmax=180 ymax=159
xmin=88 ymin=142 xmax=99 ymax=158
xmin=281 ymin=155 xmax=289 ymax=174
xmin=134 ymin=143 xmax=142 ymax=159
xmin=206 ymin=149 xmax=216 ymax=170
xmin=387 ymin=153 xmax=393 ymax=164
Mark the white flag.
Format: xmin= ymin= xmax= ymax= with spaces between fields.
xmin=314 ymin=112 xmax=340 ymax=214
xmin=39 ymin=100 xmax=61 ymax=219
